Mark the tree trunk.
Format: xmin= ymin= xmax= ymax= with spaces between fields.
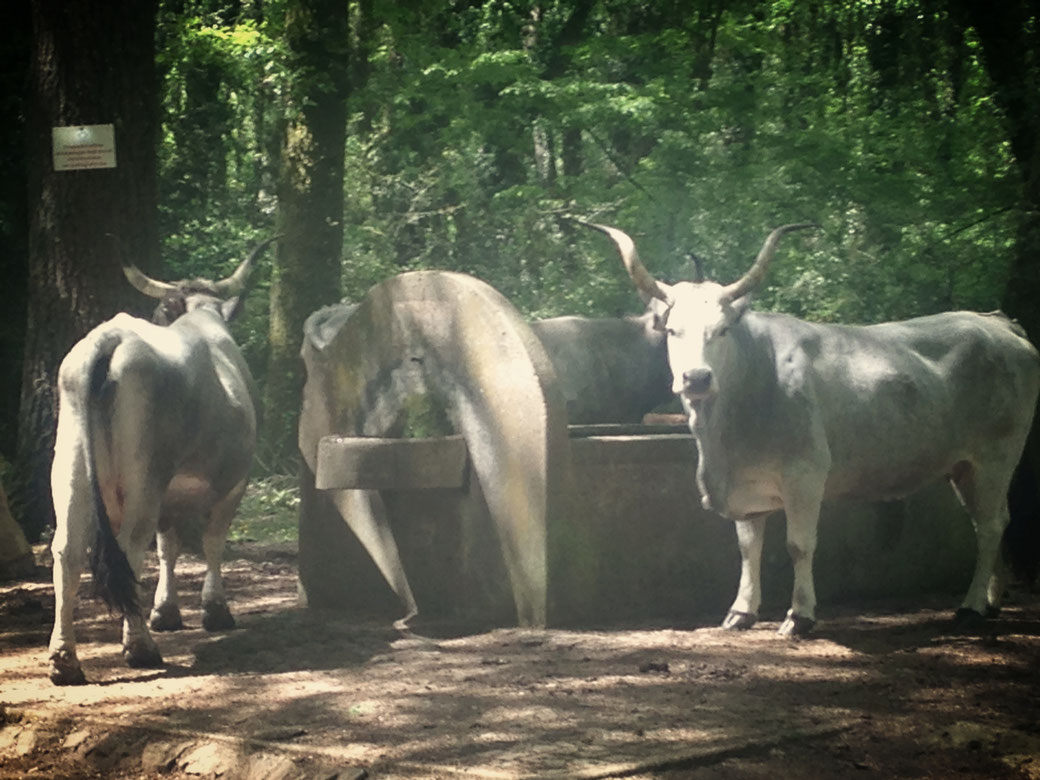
xmin=15 ymin=0 xmax=160 ymax=539
xmin=262 ymin=0 xmax=350 ymax=470
xmin=0 ymin=1 xmax=32 ymax=462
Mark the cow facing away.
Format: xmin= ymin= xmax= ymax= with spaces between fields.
xmin=587 ymin=222 xmax=1040 ymax=636
xmin=530 ymin=306 xmax=673 ymax=424
xmin=48 ymin=238 xmax=276 ymax=685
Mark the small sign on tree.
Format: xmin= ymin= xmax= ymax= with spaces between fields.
xmin=52 ymin=124 xmax=116 ymax=171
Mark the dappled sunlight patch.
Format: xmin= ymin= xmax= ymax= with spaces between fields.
xmin=2 ymin=549 xmax=1039 ymax=777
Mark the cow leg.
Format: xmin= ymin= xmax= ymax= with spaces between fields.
xmin=952 ymin=463 xmax=1012 ymax=626
xmin=49 ymin=432 xmax=91 ymax=686
xmin=149 ymin=527 xmax=184 ymax=631
xmin=199 ymin=480 xmax=245 ymax=632
xmin=779 ymin=478 xmax=826 ymax=637
xmin=49 ymin=479 xmax=91 ymax=683
xmin=722 ymin=517 xmax=766 ymax=630
xmin=118 ymin=506 xmax=163 ymax=668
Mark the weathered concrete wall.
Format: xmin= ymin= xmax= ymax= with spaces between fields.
xmin=298 ymin=272 xmax=587 ymax=627
xmin=566 ymin=433 xmax=975 ymax=624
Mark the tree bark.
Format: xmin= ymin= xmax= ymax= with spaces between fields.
xmin=16 ymin=0 xmax=160 ymax=539
xmin=0 ymin=1 xmax=32 ymax=461
xmin=262 ymin=0 xmax=350 ymax=469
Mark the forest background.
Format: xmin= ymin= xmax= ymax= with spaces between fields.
xmin=0 ymin=0 xmax=1038 ymax=541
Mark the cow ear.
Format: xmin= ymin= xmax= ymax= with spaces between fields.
xmin=728 ymin=295 xmax=752 ymax=322
xmin=221 ymin=296 xmax=244 ymax=322
xmin=648 ymin=298 xmax=670 ymax=331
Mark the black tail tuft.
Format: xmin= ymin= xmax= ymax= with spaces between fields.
xmin=89 ymin=518 xmax=140 ymax=615
xmin=85 ymin=338 xmax=140 ymax=616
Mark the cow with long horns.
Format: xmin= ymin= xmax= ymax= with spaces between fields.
xmin=48 ymin=238 xmax=276 ymax=684
xmin=586 ymin=222 xmax=1040 ymax=635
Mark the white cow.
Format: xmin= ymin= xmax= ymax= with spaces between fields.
xmin=48 ymin=238 xmax=275 ymax=684
xmin=588 ymin=222 xmax=1040 ymax=635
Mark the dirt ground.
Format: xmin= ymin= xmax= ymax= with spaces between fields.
xmin=1 ymin=544 xmax=1039 ymax=780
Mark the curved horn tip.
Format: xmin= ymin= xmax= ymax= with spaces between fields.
xmin=122 ymin=263 xmax=175 ymax=298
xmin=212 ymin=234 xmax=280 ymax=295
xmin=579 ymin=221 xmax=673 ymax=306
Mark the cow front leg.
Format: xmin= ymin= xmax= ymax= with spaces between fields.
xmin=199 ymin=482 xmax=244 ymax=632
xmin=778 ymin=481 xmax=825 ymax=637
xmin=722 ymin=517 xmax=766 ymax=630
xmin=149 ymin=527 xmax=183 ymax=631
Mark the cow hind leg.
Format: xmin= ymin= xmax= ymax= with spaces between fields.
xmin=199 ymin=481 xmax=245 ymax=632
xmin=950 ymin=461 xmax=1013 ymax=628
xmin=149 ymin=527 xmax=184 ymax=631
xmin=118 ymin=516 xmax=163 ymax=668
xmin=49 ymin=437 xmax=92 ymax=685
xmin=778 ymin=477 xmax=826 ymax=637
xmin=49 ymin=528 xmax=89 ymax=685
xmin=722 ymin=517 xmax=766 ymax=630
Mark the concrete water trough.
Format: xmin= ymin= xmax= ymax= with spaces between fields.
xmin=296 ymin=271 xmax=978 ymax=628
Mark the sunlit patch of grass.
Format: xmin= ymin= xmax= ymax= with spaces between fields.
xmin=231 ymin=474 xmax=299 ymax=544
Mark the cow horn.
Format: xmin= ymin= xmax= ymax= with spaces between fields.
xmin=210 ymin=235 xmax=280 ymax=296
xmin=580 ymin=222 xmax=672 ymax=306
xmin=122 ymin=264 xmax=177 ymax=298
xmin=720 ymin=223 xmax=819 ymax=303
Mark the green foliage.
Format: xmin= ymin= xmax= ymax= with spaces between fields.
xmin=153 ymin=0 xmax=1030 ymax=475
xmin=231 ymin=474 xmax=299 ymax=543
xmin=399 ymin=392 xmax=455 ymax=439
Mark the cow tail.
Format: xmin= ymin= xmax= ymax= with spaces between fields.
xmin=84 ymin=334 xmax=140 ymax=616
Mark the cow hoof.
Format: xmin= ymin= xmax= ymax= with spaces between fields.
xmin=778 ymin=614 xmax=815 ymax=637
xmin=721 ymin=610 xmax=758 ymax=630
xmin=202 ymin=602 xmax=235 ymax=632
xmin=124 ymin=641 xmax=163 ymax=669
xmin=952 ymin=607 xmax=987 ymax=632
xmin=149 ymin=603 xmax=184 ymax=632
xmin=49 ymin=650 xmax=87 ymax=686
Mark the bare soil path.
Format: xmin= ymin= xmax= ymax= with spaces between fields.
xmin=2 ymin=544 xmax=1039 ymax=779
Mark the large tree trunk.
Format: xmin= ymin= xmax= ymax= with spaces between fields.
xmin=15 ymin=0 xmax=160 ymax=539
xmin=0 ymin=1 xmax=32 ymax=462
xmin=262 ymin=0 xmax=350 ymax=470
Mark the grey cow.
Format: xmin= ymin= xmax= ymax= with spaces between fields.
xmin=48 ymin=238 xmax=276 ymax=685
xmin=588 ymin=222 xmax=1040 ymax=635
xmin=531 ymin=307 xmax=672 ymax=424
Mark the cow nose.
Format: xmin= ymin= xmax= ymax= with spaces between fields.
xmin=682 ymin=367 xmax=713 ymax=397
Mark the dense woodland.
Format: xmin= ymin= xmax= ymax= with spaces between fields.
xmin=0 ymin=0 xmax=1038 ymax=539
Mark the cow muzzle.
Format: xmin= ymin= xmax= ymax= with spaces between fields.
xmin=678 ymin=367 xmax=714 ymax=400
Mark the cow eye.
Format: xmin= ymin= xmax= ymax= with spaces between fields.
xmin=714 ymin=325 xmax=730 ymax=340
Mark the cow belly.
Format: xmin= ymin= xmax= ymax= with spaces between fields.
xmin=721 ymin=474 xmax=785 ymax=520
xmin=162 ymin=474 xmax=220 ymax=518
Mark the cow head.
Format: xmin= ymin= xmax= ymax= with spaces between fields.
xmin=585 ymin=222 xmax=815 ymax=406
xmin=122 ymin=236 xmax=279 ymax=325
